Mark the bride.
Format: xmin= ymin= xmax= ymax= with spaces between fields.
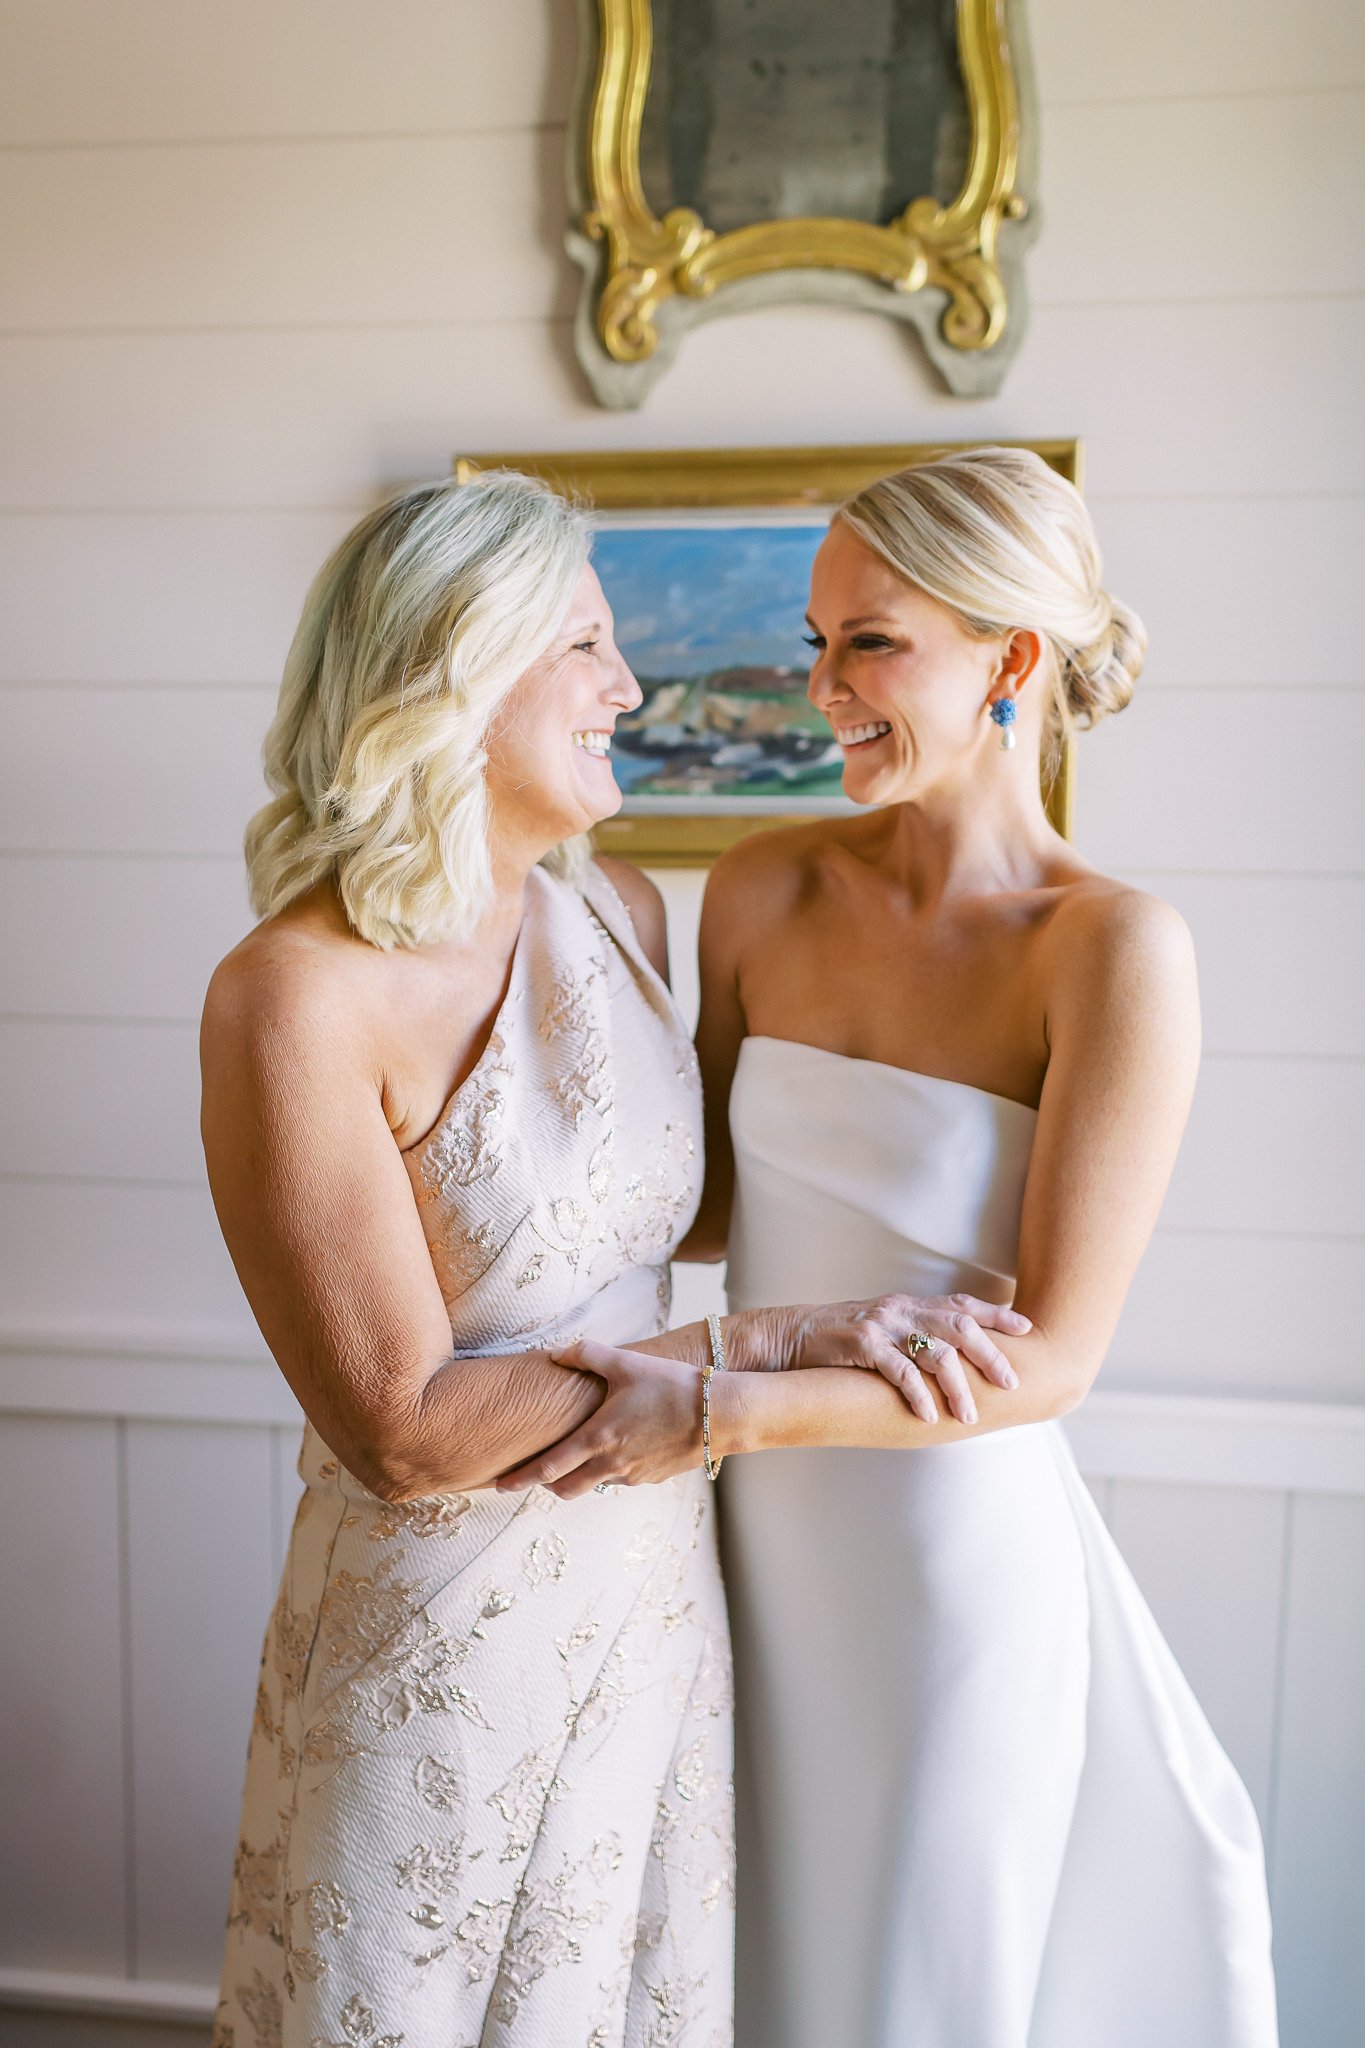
xmin=511 ymin=447 xmax=1279 ymax=2046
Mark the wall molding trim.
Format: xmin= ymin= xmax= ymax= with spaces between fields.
xmin=1063 ymin=1387 xmax=1365 ymax=1495
xmin=0 ymin=1318 xmax=269 ymax=1364
xmin=2 ymin=1320 xmax=1363 ymax=1493
xmin=0 ymin=1967 xmax=216 ymax=2026
xmin=0 ymin=1318 xmax=296 ymax=1426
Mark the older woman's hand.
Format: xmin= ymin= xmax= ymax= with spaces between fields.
xmin=783 ymin=1293 xmax=1028 ymax=1426
xmin=496 ymin=1290 xmax=1031 ymax=1497
xmin=494 ymin=1342 xmax=702 ymax=1499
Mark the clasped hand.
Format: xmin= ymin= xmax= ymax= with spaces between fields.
xmin=496 ymin=1292 xmax=1029 ymax=1501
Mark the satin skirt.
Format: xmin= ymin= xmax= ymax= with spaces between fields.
xmin=722 ymin=1422 xmax=1278 ymax=2048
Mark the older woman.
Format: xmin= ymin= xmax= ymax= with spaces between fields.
xmin=203 ymin=471 xmax=1022 ymax=2048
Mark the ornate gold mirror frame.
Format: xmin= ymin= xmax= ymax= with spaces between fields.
xmin=568 ymin=0 xmax=1037 ymax=409
xmin=455 ymin=440 xmax=1078 ymax=862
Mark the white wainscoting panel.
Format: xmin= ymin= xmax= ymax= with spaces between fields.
xmin=272 ymin=1427 xmax=306 ymax=1574
xmin=652 ymin=870 xmax=709 ymax=1039
xmin=124 ymin=1423 xmax=278 ymax=1982
xmin=0 ymin=1972 xmax=212 ymax=2048
xmin=1268 ymin=1492 xmax=1365 ymax=2048
xmin=0 ymin=1350 xmax=294 ymax=1427
xmin=1106 ymin=1480 xmax=1289 ymax=1819
xmin=1 ymin=1368 xmax=1361 ymax=2039
xmin=0 ymin=1417 xmax=128 ymax=1974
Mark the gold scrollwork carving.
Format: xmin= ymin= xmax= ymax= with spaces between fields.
xmin=581 ymin=0 xmax=1026 ymax=371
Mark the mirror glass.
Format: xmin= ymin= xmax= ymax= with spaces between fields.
xmin=640 ymin=0 xmax=971 ymax=230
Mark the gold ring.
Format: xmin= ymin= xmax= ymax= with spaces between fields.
xmin=904 ymin=1332 xmax=937 ymax=1360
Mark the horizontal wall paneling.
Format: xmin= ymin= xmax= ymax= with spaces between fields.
xmin=0 ymin=857 xmax=251 ymax=1019
xmin=0 ymin=133 xmax=571 ymax=332
xmin=1028 ymin=0 xmax=1365 ymax=100
xmin=0 ymin=0 xmax=566 ymax=146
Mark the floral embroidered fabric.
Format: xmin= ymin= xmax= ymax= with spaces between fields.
xmin=213 ymin=865 xmax=732 ymax=2048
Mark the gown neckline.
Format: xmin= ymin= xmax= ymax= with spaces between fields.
xmin=400 ymin=868 xmax=544 ymax=1162
xmin=739 ymin=1033 xmax=1039 ymax=1120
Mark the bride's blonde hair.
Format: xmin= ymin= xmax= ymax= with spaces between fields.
xmin=245 ymin=471 xmax=591 ymax=950
xmin=836 ymin=445 xmax=1146 ymax=779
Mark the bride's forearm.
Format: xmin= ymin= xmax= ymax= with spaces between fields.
xmin=710 ymin=1338 xmax=1080 ymax=1456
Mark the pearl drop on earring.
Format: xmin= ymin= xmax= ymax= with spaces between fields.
xmin=989 ymin=698 xmax=1018 ymax=751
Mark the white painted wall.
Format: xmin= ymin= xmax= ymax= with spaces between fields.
xmin=0 ymin=2 xmax=1361 ymax=2042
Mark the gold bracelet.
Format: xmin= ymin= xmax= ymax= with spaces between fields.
xmin=702 ymin=1312 xmax=727 ymax=1481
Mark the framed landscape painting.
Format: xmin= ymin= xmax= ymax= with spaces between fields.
xmin=453 ymin=442 xmax=1080 ymax=863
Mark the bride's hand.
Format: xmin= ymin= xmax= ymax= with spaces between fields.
xmin=785 ymin=1293 xmax=1029 ymax=1426
xmin=494 ymin=1342 xmax=700 ymax=1500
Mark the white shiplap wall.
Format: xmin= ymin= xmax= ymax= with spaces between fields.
xmin=0 ymin=2 xmax=1361 ymax=2043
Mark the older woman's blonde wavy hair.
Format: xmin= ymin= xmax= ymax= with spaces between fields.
xmin=245 ymin=470 xmax=592 ymax=949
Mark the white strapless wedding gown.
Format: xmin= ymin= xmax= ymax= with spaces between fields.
xmin=722 ymin=1036 xmax=1277 ymax=2048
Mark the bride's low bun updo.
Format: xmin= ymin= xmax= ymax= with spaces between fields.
xmin=1063 ymin=589 xmax=1146 ymax=730
xmin=836 ymin=445 xmax=1146 ymax=778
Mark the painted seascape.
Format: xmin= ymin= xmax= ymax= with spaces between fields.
xmin=593 ymin=520 xmax=848 ymax=807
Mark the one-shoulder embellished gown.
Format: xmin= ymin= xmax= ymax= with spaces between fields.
xmin=723 ymin=1036 xmax=1277 ymax=2048
xmin=213 ymin=867 xmax=733 ymax=2048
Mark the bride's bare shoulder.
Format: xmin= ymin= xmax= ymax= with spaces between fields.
xmin=1038 ymin=872 xmax=1198 ymax=1025
xmin=703 ymin=816 xmax=867 ymax=925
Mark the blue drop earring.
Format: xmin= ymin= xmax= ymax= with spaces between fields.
xmin=989 ymin=697 xmax=1018 ymax=751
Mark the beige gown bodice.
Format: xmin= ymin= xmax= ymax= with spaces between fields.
xmin=404 ymin=860 xmax=702 ymax=1360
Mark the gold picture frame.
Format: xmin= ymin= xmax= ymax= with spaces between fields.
xmin=568 ymin=0 xmax=1036 ymax=407
xmin=454 ymin=440 xmax=1079 ymax=864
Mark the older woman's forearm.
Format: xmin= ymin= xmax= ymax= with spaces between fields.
xmin=368 ymin=1310 xmax=794 ymax=1498
xmin=367 ymin=1351 xmax=604 ymax=1498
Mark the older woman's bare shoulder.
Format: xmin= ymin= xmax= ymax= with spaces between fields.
xmin=202 ymin=890 xmax=382 ymax=1074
